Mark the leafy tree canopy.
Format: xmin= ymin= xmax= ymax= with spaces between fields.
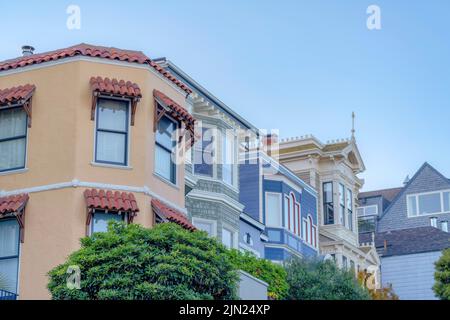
xmin=48 ymin=222 xmax=238 ymax=300
xmin=285 ymin=258 xmax=371 ymax=300
xmin=227 ymin=249 xmax=289 ymax=300
xmin=434 ymin=248 xmax=450 ymax=300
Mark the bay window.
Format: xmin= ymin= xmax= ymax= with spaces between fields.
xmin=407 ymin=190 xmax=450 ymax=217
xmin=194 ymin=127 xmax=214 ymax=177
xmin=95 ymin=98 xmax=129 ymax=166
xmin=0 ymin=220 xmax=20 ymax=295
xmin=347 ymin=188 xmax=353 ymax=231
xmin=155 ymin=115 xmax=177 ymax=184
xmin=339 ymin=183 xmax=345 ymax=226
xmin=266 ymin=192 xmax=282 ymax=228
xmin=0 ymin=107 xmax=27 ymax=172
xmin=222 ymin=130 xmax=235 ymax=186
xmin=323 ymin=182 xmax=334 ymax=225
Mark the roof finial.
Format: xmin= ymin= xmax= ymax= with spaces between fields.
xmin=351 ymin=111 xmax=356 ymax=140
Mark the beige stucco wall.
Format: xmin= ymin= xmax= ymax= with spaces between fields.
xmin=0 ymin=59 xmax=188 ymax=299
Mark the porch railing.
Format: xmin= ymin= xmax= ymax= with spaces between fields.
xmin=0 ymin=289 xmax=18 ymax=300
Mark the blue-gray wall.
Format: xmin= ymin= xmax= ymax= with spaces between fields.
xmin=378 ymin=164 xmax=450 ymax=232
xmin=381 ymin=251 xmax=441 ymax=300
xmin=239 ymin=218 xmax=265 ymax=257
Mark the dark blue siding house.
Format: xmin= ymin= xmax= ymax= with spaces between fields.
xmin=359 ymin=162 xmax=450 ymax=300
xmin=240 ymin=152 xmax=319 ymax=262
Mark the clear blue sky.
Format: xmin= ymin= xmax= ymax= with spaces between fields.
xmin=1 ymin=0 xmax=449 ymax=191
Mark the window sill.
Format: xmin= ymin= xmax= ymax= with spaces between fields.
xmin=0 ymin=168 xmax=29 ymax=176
xmin=153 ymin=173 xmax=180 ymax=190
xmin=90 ymin=162 xmax=133 ymax=170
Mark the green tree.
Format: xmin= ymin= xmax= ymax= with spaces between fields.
xmin=227 ymin=249 xmax=289 ymax=300
xmin=433 ymin=248 xmax=450 ymax=300
xmin=48 ymin=222 xmax=238 ymax=300
xmin=285 ymin=258 xmax=371 ymax=300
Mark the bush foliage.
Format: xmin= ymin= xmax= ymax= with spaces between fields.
xmin=48 ymin=222 xmax=238 ymax=300
xmin=285 ymin=258 xmax=371 ymax=300
xmin=433 ymin=248 xmax=450 ymax=300
xmin=227 ymin=249 xmax=289 ymax=300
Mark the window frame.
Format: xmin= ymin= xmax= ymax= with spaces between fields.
xmin=346 ymin=187 xmax=353 ymax=231
xmin=154 ymin=114 xmax=178 ymax=185
xmin=221 ymin=226 xmax=236 ymax=249
xmin=94 ymin=97 xmax=131 ymax=167
xmin=357 ymin=205 xmax=378 ymax=217
xmin=192 ymin=217 xmax=217 ymax=237
xmin=0 ymin=218 xmax=21 ymax=294
xmin=0 ymin=105 xmax=28 ymax=173
xmin=323 ymin=182 xmax=334 ymax=225
xmin=339 ymin=183 xmax=346 ymax=226
xmin=193 ymin=125 xmax=217 ymax=178
xmin=265 ymin=192 xmax=282 ymax=228
xmin=90 ymin=209 xmax=127 ymax=235
xmin=221 ymin=129 xmax=237 ymax=188
xmin=407 ymin=189 xmax=450 ymax=217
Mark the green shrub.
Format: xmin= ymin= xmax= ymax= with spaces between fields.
xmin=433 ymin=248 xmax=450 ymax=300
xmin=227 ymin=249 xmax=289 ymax=300
xmin=48 ymin=222 xmax=238 ymax=300
xmin=285 ymin=258 xmax=371 ymax=300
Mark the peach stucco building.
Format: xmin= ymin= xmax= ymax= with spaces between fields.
xmin=0 ymin=44 xmax=196 ymax=300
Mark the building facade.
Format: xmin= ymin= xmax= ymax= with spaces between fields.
xmin=278 ymin=135 xmax=380 ymax=275
xmin=240 ymin=151 xmax=319 ymax=261
xmin=359 ymin=162 xmax=450 ymax=299
xmin=0 ymin=44 xmax=196 ymax=299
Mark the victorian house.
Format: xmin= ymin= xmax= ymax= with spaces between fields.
xmin=0 ymin=44 xmax=196 ymax=299
xmin=278 ymin=134 xmax=380 ymax=277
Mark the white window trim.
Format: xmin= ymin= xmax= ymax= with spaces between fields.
xmin=192 ymin=217 xmax=217 ymax=237
xmin=221 ymin=129 xmax=238 ymax=189
xmin=193 ymin=124 xmax=218 ymax=179
xmin=265 ymin=192 xmax=282 ymax=228
xmin=357 ymin=205 xmax=378 ymax=216
xmin=92 ymin=97 xmax=132 ymax=168
xmin=407 ymin=189 xmax=450 ymax=218
xmin=221 ymin=223 xmax=238 ymax=249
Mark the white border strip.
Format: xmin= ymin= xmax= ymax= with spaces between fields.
xmin=0 ymin=179 xmax=187 ymax=215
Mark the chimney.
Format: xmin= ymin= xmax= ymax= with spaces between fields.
xmin=21 ymin=45 xmax=35 ymax=56
xmin=440 ymin=221 xmax=448 ymax=233
xmin=430 ymin=217 xmax=438 ymax=228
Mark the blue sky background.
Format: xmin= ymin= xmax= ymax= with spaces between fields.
xmin=1 ymin=0 xmax=449 ymax=191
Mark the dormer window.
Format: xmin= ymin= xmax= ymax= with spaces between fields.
xmin=407 ymin=190 xmax=450 ymax=217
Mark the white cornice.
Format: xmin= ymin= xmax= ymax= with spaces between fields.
xmin=0 ymin=179 xmax=187 ymax=215
xmin=186 ymin=189 xmax=244 ymax=212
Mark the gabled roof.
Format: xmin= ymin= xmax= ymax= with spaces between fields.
xmin=366 ymin=227 xmax=450 ymax=257
xmin=359 ymin=187 xmax=403 ymax=202
xmin=0 ymin=43 xmax=192 ymax=94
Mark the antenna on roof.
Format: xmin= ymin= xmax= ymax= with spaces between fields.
xmin=351 ymin=112 xmax=356 ymax=140
xmin=403 ymin=175 xmax=410 ymax=185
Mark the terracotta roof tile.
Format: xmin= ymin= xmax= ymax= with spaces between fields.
xmin=0 ymin=84 xmax=36 ymax=106
xmin=0 ymin=44 xmax=192 ymax=94
xmin=153 ymin=89 xmax=195 ymax=129
xmin=0 ymin=194 xmax=29 ymax=216
xmin=151 ymin=199 xmax=196 ymax=231
xmin=90 ymin=77 xmax=142 ymax=98
xmin=84 ymin=189 xmax=140 ymax=213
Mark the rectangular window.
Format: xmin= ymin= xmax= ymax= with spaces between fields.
xmin=222 ymin=228 xmax=234 ymax=249
xmin=155 ymin=115 xmax=177 ymax=184
xmin=0 ymin=107 xmax=27 ymax=172
xmin=0 ymin=220 xmax=20 ymax=294
xmin=339 ymin=184 xmax=345 ymax=226
xmin=342 ymin=256 xmax=348 ymax=270
xmin=222 ymin=130 xmax=235 ymax=186
xmin=347 ymin=188 xmax=353 ymax=231
xmin=91 ymin=212 xmax=125 ymax=234
xmin=357 ymin=205 xmax=378 ymax=216
xmin=323 ymin=182 xmax=334 ymax=225
xmin=266 ymin=193 xmax=282 ymax=228
xmin=193 ymin=219 xmax=215 ymax=237
xmin=194 ymin=127 xmax=214 ymax=177
xmin=95 ymin=99 xmax=129 ymax=166
xmin=407 ymin=190 xmax=450 ymax=217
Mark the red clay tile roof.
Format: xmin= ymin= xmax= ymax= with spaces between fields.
xmin=154 ymin=89 xmax=195 ymax=129
xmin=84 ymin=189 xmax=140 ymax=213
xmin=0 ymin=194 xmax=29 ymax=216
xmin=0 ymin=84 xmax=36 ymax=106
xmin=90 ymin=77 xmax=142 ymax=98
xmin=151 ymin=199 xmax=196 ymax=231
xmin=0 ymin=44 xmax=192 ymax=94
